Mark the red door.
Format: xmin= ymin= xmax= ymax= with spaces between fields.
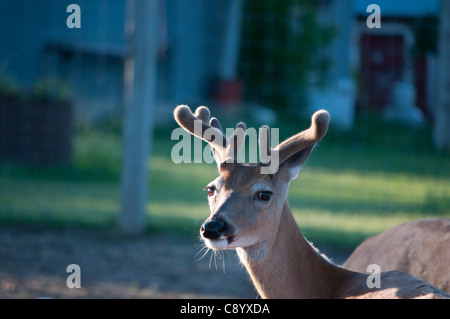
xmin=359 ymin=34 xmax=405 ymax=110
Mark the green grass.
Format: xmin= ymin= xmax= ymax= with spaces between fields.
xmin=289 ymin=166 xmax=449 ymax=247
xmin=0 ymin=114 xmax=449 ymax=250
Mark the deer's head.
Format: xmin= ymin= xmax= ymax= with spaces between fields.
xmin=174 ymin=105 xmax=329 ymax=252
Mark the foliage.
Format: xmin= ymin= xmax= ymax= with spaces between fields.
xmin=32 ymin=77 xmax=71 ymax=103
xmin=0 ymin=74 xmax=70 ymax=103
xmin=0 ymin=74 xmax=21 ymax=98
xmin=239 ymin=0 xmax=335 ymax=114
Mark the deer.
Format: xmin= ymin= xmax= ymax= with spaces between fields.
xmin=344 ymin=218 xmax=450 ymax=293
xmin=173 ymin=104 xmax=449 ymax=299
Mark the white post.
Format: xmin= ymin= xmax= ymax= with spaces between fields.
xmin=120 ymin=0 xmax=158 ymax=234
xmin=434 ymin=0 xmax=450 ymax=152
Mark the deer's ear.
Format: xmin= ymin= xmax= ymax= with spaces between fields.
xmin=280 ymin=144 xmax=315 ymax=180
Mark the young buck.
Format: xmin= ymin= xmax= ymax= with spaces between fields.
xmin=344 ymin=218 xmax=450 ymax=293
xmin=174 ymin=105 xmax=449 ymax=299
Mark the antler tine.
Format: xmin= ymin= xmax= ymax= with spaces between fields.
xmin=235 ymin=122 xmax=246 ymax=146
xmin=174 ymin=105 xmax=227 ymax=156
xmin=209 ymin=117 xmax=225 ymax=135
xmin=174 ymin=105 xmax=249 ymax=164
xmin=225 ymin=122 xmax=246 ymax=162
xmin=258 ymin=125 xmax=271 ymax=164
xmin=194 ymin=106 xmax=210 ymax=124
xmin=275 ymin=110 xmax=330 ymax=164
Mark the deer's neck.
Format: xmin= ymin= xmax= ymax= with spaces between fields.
xmin=237 ymin=202 xmax=355 ymax=299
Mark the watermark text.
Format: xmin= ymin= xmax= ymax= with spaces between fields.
xmin=66 ymin=264 xmax=81 ymax=288
xmin=66 ymin=4 xmax=81 ymax=29
xmin=171 ymin=120 xmax=280 ymax=174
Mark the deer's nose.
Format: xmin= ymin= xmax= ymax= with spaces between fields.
xmin=201 ymin=218 xmax=227 ymax=240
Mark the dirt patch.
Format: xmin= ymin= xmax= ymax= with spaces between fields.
xmin=0 ymin=226 xmax=349 ymax=298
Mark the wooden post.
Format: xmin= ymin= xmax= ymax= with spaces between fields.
xmin=434 ymin=0 xmax=450 ymax=152
xmin=120 ymin=0 xmax=158 ymax=234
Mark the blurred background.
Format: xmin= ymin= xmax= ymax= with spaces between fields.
xmin=0 ymin=0 xmax=449 ymax=298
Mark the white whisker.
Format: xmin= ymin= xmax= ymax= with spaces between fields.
xmin=194 ymin=245 xmax=211 ymax=262
xmin=225 ymin=249 xmax=233 ymax=263
xmin=209 ymin=248 xmax=214 ymax=269
xmin=221 ymin=250 xmax=226 ymax=274
xmin=213 ymin=250 xmax=218 ymax=270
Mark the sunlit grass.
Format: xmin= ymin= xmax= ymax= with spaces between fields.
xmin=288 ymin=165 xmax=450 ymax=247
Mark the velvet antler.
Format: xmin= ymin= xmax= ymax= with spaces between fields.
xmin=174 ymin=105 xmax=246 ymax=163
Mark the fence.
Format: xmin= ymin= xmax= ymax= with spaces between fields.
xmin=0 ymin=0 xmax=447 ymax=235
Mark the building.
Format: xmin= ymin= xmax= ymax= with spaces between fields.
xmin=0 ymin=0 xmax=441 ymax=128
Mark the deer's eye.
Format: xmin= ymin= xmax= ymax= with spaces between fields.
xmin=255 ymin=191 xmax=272 ymax=201
xmin=204 ymin=186 xmax=216 ymax=197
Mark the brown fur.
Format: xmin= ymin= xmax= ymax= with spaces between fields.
xmin=344 ymin=218 xmax=450 ymax=293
